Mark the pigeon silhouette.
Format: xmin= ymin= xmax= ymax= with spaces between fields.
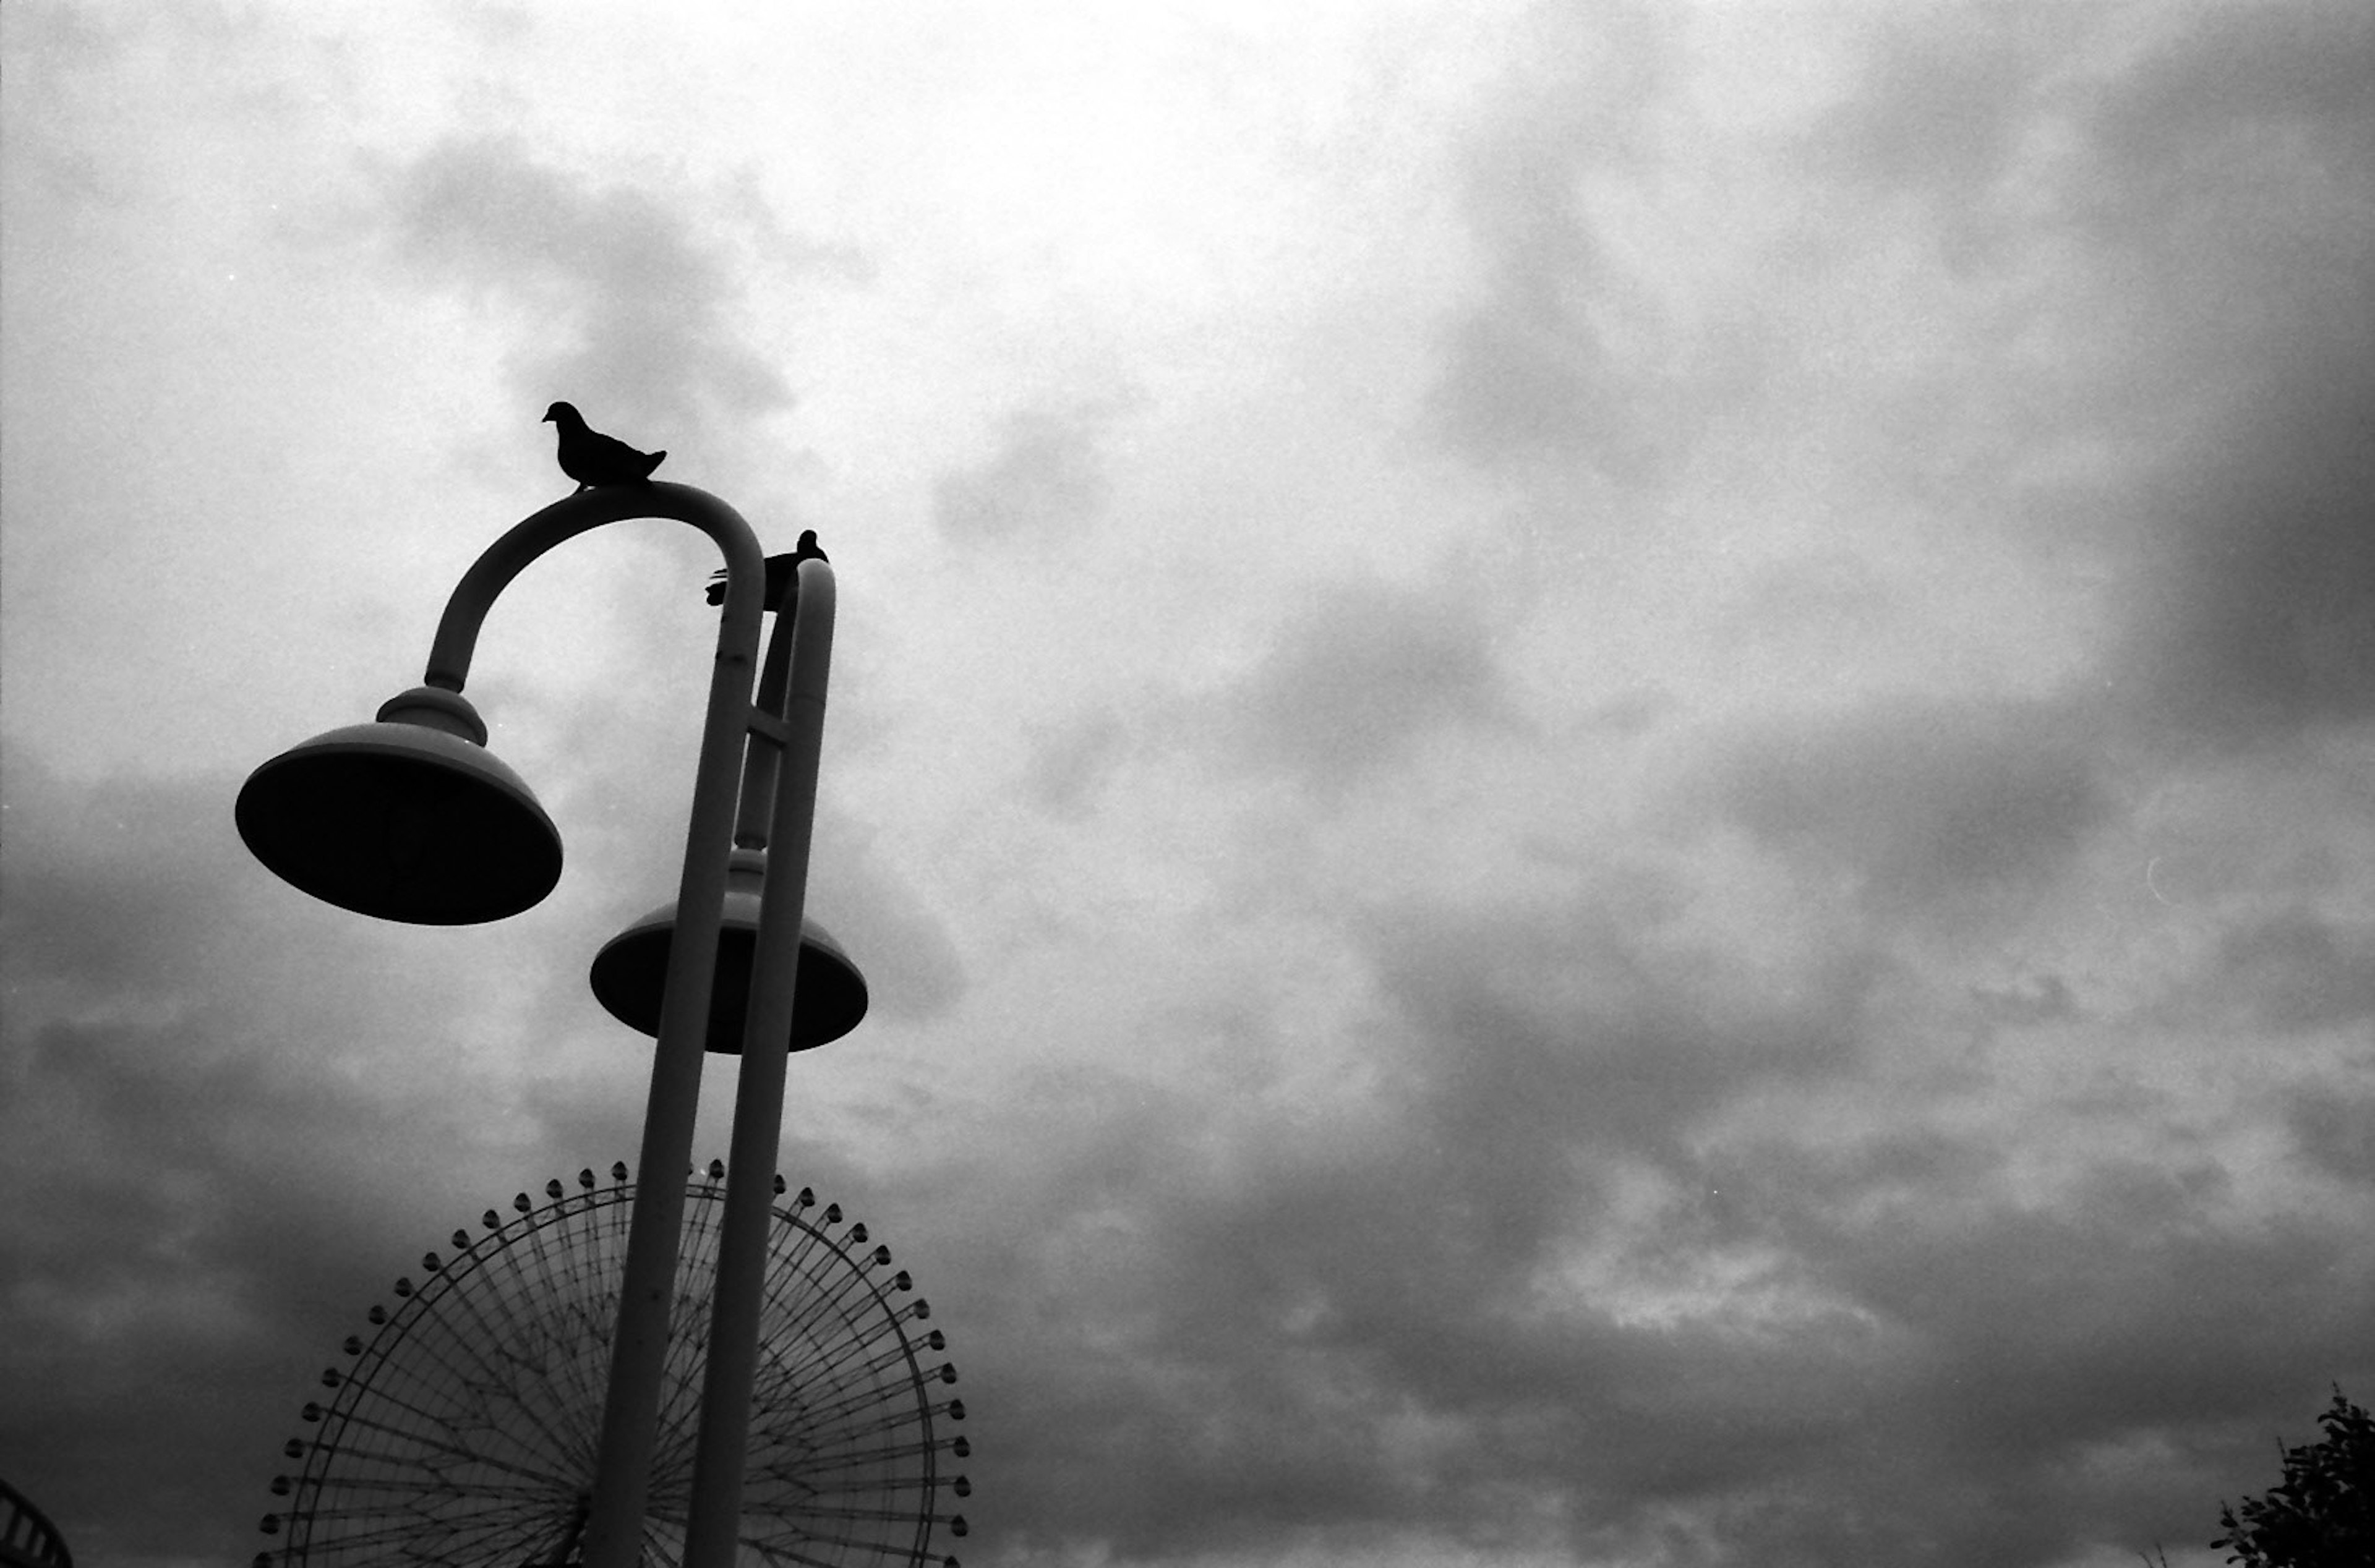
xmin=542 ymin=402 xmax=665 ymax=491
xmin=706 ymin=529 xmax=828 ymax=610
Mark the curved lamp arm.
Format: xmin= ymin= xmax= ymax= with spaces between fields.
xmin=422 ymin=480 xmax=768 ymax=691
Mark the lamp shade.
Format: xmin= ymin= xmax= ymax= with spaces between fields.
xmin=589 ymin=850 xmax=868 ymax=1052
xmin=235 ymin=688 xmax=562 ymax=925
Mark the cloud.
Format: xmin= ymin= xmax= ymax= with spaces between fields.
xmin=1803 ymin=6 xmax=2068 ymax=225
xmin=379 ymin=133 xmax=809 ymax=442
xmin=1675 ymin=694 xmax=2112 ymax=922
xmin=0 ymin=748 xmax=652 ymax=1563
xmin=2121 ymin=312 xmax=2375 ymax=743
xmin=2003 ymin=0 xmax=2375 ymax=746
xmin=2206 ymin=911 xmax=2375 ymax=1034
xmin=807 ymin=809 xmax=970 ymax=1026
xmin=1222 ymin=577 xmax=1517 ymax=796
xmin=1747 ymin=1142 xmax=2375 ymax=1562
xmin=1021 ymin=704 xmax=1130 ymax=820
xmin=930 ymin=396 xmax=1136 ymax=544
xmin=1424 ymin=9 xmax=1686 ymax=480
xmin=888 ymin=868 xmax=1895 ymax=1559
xmin=894 ymin=859 xmax=2375 ymax=1564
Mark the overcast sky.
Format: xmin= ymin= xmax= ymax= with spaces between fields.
xmin=4 ymin=2 xmax=2373 ymax=1565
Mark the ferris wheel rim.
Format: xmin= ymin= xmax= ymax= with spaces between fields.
xmin=257 ymin=1161 xmax=969 ymax=1568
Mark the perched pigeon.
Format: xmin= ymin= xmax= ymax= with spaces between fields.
xmin=542 ymin=402 xmax=665 ymax=491
xmin=706 ymin=529 xmax=829 ymax=610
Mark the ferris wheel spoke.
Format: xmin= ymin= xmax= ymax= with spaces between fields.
xmin=795 ymin=1363 xmax=948 ymax=1435
xmin=748 ymin=1435 xmax=941 ymax=1479
xmin=775 ymin=1317 xmax=931 ymax=1402
xmin=362 ymin=1342 xmax=582 ymax=1485
xmin=761 ymin=1311 xmax=898 ymax=1394
xmin=738 ymin=1532 xmax=901 ymax=1568
xmin=308 ymin=1402 xmax=587 ymax=1491
xmin=634 ymin=1513 xmax=688 ymax=1568
xmin=283 ymin=1496 xmax=570 ymax=1545
xmin=760 ymin=1238 xmax=878 ymax=1327
xmin=282 ymin=1489 xmax=574 ymax=1546
xmin=765 ymin=1498 xmax=952 ymax=1526
xmin=821 ymin=1387 xmax=969 ymax=1454
xmin=507 ymin=1191 xmax=615 ymax=1455
xmin=418 ymin=1244 xmax=603 ymax=1475
xmin=296 ymin=1466 xmax=584 ymax=1507
xmin=739 ymin=1510 xmax=942 ymax=1562
xmin=764 ymin=1391 xmax=943 ymax=1455
xmin=751 ymin=1448 xmax=946 ymax=1491
xmin=544 ymin=1191 xmax=627 ymax=1433
xmin=762 ymin=1249 xmax=894 ymax=1348
xmin=333 ymin=1372 xmax=549 ymax=1472
xmin=413 ymin=1266 xmax=532 ymax=1389
xmin=753 ymin=1340 xmax=899 ymax=1426
xmin=291 ymin=1466 xmax=574 ymax=1501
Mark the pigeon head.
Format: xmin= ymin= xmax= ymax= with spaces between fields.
xmin=541 ymin=401 xmax=583 ymax=427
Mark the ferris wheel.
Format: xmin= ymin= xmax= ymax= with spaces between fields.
xmin=257 ymin=1161 xmax=969 ymax=1567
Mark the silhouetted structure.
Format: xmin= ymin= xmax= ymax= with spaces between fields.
xmin=236 ymin=475 xmax=866 ymax=1568
xmin=256 ymin=1161 xmax=967 ymax=1567
xmin=0 ymin=1476 xmax=71 ymax=1568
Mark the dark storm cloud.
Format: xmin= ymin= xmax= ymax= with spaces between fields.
xmin=0 ymin=1015 xmax=510 ymax=1566
xmin=1680 ymin=696 xmax=2112 ymax=920
xmin=930 ymin=398 xmax=1133 ymax=543
xmin=0 ymin=751 xmax=644 ymax=1561
xmin=2091 ymin=1 xmax=2375 ymax=744
xmin=1361 ymin=893 xmax=1877 ymax=1170
xmin=2204 ymin=910 xmax=2375 ymax=1034
xmin=381 ymin=134 xmax=802 ymax=440
xmin=2087 ymin=0 xmax=2375 ymax=179
xmin=1224 ymin=577 xmax=1515 ymax=795
xmin=2122 ymin=313 xmax=2375 ymax=742
xmin=903 ymin=879 xmax=2373 ymax=1566
xmin=1741 ymin=1137 xmax=2375 ymax=1564
xmin=2287 ymin=1087 xmax=2375 ymax=1185
xmin=894 ymin=884 xmax=1894 ymax=1560
xmin=1795 ymin=0 xmax=2375 ymax=748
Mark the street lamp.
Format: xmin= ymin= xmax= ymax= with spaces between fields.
xmin=236 ymin=480 xmax=857 ymax=1567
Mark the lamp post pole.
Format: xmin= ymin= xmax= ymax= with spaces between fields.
xmin=239 ymin=480 xmax=855 ymax=1563
xmin=413 ymin=484 xmax=769 ymax=1568
xmin=680 ymin=555 xmax=834 ymax=1568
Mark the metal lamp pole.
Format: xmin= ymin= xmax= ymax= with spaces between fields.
xmin=239 ymin=480 xmax=850 ymax=1564
xmin=680 ymin=555 xmax=834 ymax=1568
xmin=415 ymin=484 xmax=770 ymax=1568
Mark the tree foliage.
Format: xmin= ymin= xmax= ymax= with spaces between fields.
xmin=2212 ymin=1387 xmax=2374 ymax=1567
